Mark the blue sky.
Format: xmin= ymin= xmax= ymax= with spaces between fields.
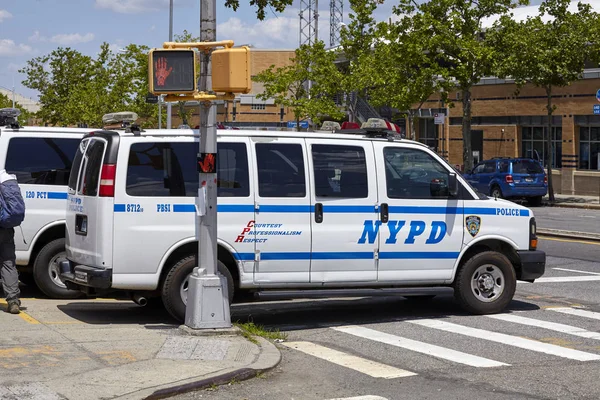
xmin=0 ymin=0 xmax=592 ymax=102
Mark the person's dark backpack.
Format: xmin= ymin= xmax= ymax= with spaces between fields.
xmin=0 ymin=170 xmax=25 ymax=228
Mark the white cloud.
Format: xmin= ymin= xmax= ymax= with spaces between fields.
xmin=28 ymin=30 xmax=46 ymax=43
xmin=0 ymin=39 xmax=34 ymax=57
xmin=0 ymin=9 xmax=13 ymax=22
xmin=50 ymin=33 xmax=95 ymax=45
xmin=217 ymin=9 xmax=339 ymax=49
xmin=94 ymin=0 xmax=168 ymax=14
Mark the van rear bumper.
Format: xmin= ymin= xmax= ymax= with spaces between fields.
xmin=516 ymin=250 xmax=546 ymax=281
xmin=59 ymin=260 xmax=112 ymax=289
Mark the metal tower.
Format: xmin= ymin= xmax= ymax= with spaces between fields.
xmin=299 ymin=0 xmax=319 ymax=47
xmin=330 ymin=0 xmax=343 ymax=47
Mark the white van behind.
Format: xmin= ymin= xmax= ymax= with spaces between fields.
xmin=60 ymin=116 xmax=545 ymax=322
xmin=0 ymin=108 xmax=88 ymax=298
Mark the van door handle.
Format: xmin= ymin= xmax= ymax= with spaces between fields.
xmin=314 ymin=203 xmax=323 ymax=223
xmin=380 ymin=203 xmax=389 ymax=223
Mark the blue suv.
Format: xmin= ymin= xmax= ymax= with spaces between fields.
xmin=463 ymin=157 xmax=548 ymax=206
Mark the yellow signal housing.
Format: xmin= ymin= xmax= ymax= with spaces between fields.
xmin=212 ymin=46 xmax=251 ymax=94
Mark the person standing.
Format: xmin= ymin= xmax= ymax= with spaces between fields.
xmin=0 ymin=169 xmax=25 ymax=314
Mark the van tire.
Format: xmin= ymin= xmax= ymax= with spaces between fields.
xmin=453 ymin=251 xmax=516 ymax=315
xmin=33 ymin=238 xmax=83 ymax=299
xmin=161 ymin=256 xmax=234 ymax=322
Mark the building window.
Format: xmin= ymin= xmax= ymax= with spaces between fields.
xmin=579 ymin=127 xmax=600 ymax=170
xmin=521 ymin=126 xmax=562 ymax=168
xmin=418 ymin=118 xmax=438 ymax=152
xmin=251 ymin=104 xmax=266 ymax=110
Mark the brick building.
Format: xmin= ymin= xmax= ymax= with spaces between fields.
xmin=411 ymin=71 xmax=600 ymax=196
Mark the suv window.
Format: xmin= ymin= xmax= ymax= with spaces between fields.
xmin=512 ymin=159 xmax=544 ymax=174
xmin=384 ymin=147 xmax=451 ymax=199
xmin=498 ymin=161 xmax=510 ymax=173
xmin=472 ymin=164 xmax=485 ymax=174
xmin=256 ymin=143 xmax=306 ymax=197
xmin=126 ymin=142 xmax=249 ymax=197
xmin=483 ymin=162 xmax=496 ymax=173
xmin=6 ymin=137 xmax=80 ymax=186
xmin=312 ymin=144 xmax=368 ymax=198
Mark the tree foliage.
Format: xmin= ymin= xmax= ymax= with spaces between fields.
xmin=387 ymin=0 xmax=527 ymax=170
xmin=490 ymin=0 xmax=600 ymax=201
xmin=253 ymin=41 xmax=344 ymax=130
xmin=225 ymin=0 xmax=293 ymax=21
xmin=19 ymin=43 xmax=159 ymax=128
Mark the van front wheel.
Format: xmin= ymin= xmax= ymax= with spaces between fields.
xmin=33 ymin=238 xmax=83 ymax=299
xmin=453 ymin=251 xmax=516 ymax=315
xmin=161 ymin=256 xmax=234 ymax=322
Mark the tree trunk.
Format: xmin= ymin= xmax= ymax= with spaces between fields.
xmin=462 ymin=89 xmax=473 ymax=172
xmin=296 ymin=116 xmax=301 ymax=132
xmin=545 ymin=86 xmax=555 ymax=202
xmin=408 ymin=111 xmax=416 ymax=140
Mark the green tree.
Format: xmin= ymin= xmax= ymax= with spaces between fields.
xmin=253 ymin=41 xmax=344 ymax=131
xmin=490 ymin=0 xmax=600 ymax=202
xmin=392 ymin=0 xmax=526 ymax=171
xmin=365 ymin=15 xmax=454 ymax=140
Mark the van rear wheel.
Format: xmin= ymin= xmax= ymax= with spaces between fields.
xmin=161 ymin=256 xmax=234 ymax=322
xmin=453 ymin=251 xmax=516 ymax=315
xmin=33 ymin=238 xmax=83 ymax=299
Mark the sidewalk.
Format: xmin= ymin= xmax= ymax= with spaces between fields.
xmin=0 ymin=297 xmax=280 ymax=400
xmin=544 ymin=193 xmax=600 ymax=209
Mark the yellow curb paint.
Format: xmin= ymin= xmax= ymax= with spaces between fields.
xmin=538 ymin=236 xmax=600 ymax=246
xmin=0 ymin=299 xmax=41 ymax=324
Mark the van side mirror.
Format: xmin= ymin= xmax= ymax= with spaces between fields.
xmin=449 ymin=173 xmax=458 ymax=197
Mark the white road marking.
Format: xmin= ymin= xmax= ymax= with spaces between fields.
xmin=281 ymin=341 xmax=416 ymax=379
xmin=552 ymin=268 xmax=600 ymax=276
xmin=409 ymin=319 xmax=600 ymax=362
xmin=548 ymin=307 xmax=600 ymax=321
xmin=327 ymin=397 xmax=388 ymax=400
xmin=530 ymin=276 xmax=600 ymax=283
xmin=488 ymin=314 xmax=600 ymax=340
xmin=332 ymin=325 xmax=508 ymax=368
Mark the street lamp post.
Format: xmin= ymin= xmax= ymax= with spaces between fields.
xmin=167 ymin=0 xmax=174 ymax=129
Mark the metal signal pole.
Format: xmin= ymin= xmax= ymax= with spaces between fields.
xmin=184 ymin=0 xmax=232 ymax=329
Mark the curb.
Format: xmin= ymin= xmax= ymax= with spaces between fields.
xmin=544 ymin=202 xmax=600 ymax=210
xmin=142 ymin=336 xmax=281 ymax=400
xmin=538 ymin=228 xmax=600 ymax=242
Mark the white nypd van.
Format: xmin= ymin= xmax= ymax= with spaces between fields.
xmin=60 ymin=112 xmax=545 ymax=322
xmin=0 ymin=108 xmax=87 ymax=298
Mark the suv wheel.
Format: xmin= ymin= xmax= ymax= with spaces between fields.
xmin=490 ymin=186 xmax=503 ymax=199
xmin=453 ymin=251 xmax=516 ymax=314
xmin=161 ymin=255 xmax=234 ymax=322
xmin=33 ymin=238 xmax=83 ymax=299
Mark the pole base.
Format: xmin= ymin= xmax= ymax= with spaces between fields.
xmin=184 ymin=267 xmax=232 ymax=329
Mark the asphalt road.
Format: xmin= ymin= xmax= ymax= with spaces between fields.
xmin=531 ymin=206 xmax=600 ymax=234
xmin=174 ymin=237 xmax=600 ymax=400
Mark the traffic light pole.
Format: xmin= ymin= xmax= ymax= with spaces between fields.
xmin=183 ymin=0 xmax=232 ymax=329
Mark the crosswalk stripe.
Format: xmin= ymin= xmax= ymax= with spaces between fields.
xmin=488 ymin=314 xmax=600 ymax=340
xmin=552 ymin=268 xmax=600 ymax=276
xmin=332 ymin=325 xmax=508 ymax=368
xmin=281 ymin=341 xmax=417 ymax=379
xmin=327 ymin=397 xmax=388 ymax=400
xmin=410 ymin=319 xmax=600 ymax=362
xmin=533 ymin=276 xmax=600 ymax=283
xmin=548 ymin=307 xmax=600 ymax=321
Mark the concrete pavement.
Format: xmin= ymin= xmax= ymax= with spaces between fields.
xmin=0 ymin=297 xmax=280 ymax=400
xmin=544 ymin=193 xmax=600 ymax=209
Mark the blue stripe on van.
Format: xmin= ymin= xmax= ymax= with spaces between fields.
xmin=388 ymin=206 xmax=461 ymax=214
xmin=47 ymin=192 xmax=68 ymax=200
xmin=114 ymin=204 xmax=126 ymax=212
xmin=232 ymin=251 xmax=460 ymax=261
xmin=322 ymin=205 xmax=377 ymax=213
xmin=173 ymin=204 xmax=196 ymax=213
xmin=218 ymin=204 xmax=255 ymax=213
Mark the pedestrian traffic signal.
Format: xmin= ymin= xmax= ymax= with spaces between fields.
xmin=148 ymin=49 xmax=196 ymax=94
xmin=212 ymin=46 xmax=251 ymax=94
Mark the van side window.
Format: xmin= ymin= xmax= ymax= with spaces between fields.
xmin=256 ymin=143 xmax=306 ymax=197
xmin=5 ymin=138 xmax=80 ymax=185
xmin=311 ymin=144 xmax=368 ymax=198
xmin=126 ymin=142 xmax=249 ymax=197
xmin=384 ymin=147 xmax=451 ymax=199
